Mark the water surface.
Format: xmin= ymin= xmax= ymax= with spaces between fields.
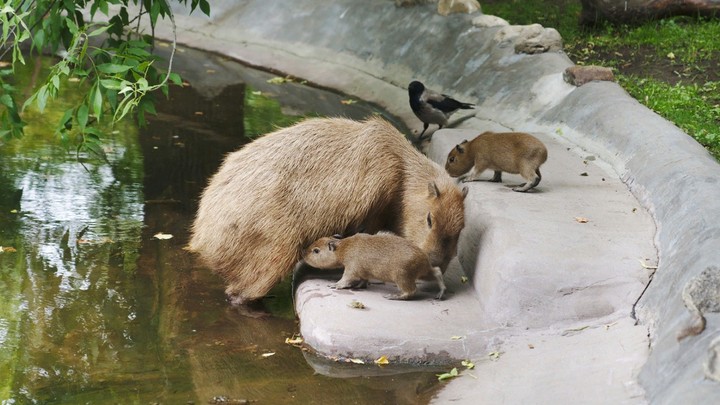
xmin=0 ymin=48 xmax=442 ymax=404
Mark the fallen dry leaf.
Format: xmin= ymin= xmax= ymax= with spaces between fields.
xmin=574 ymin=217 xmax=589 ymax=223
xmin=460 ymin=276 xmax=469 ymax=284
xmin=488 ymin=351 xmax=503 ymax=361
xmin=340 ymin=99 xmax=357 ymax=105
xmin=267 ymin=76 xmax=292 ymax=84
xmin=374 ymin=355 xmax=389 ymax=365
xmin=451 ymin=336 xmax=464 ymax=340
xmin=461 ymin=360 xmax=475 ymax=369
xmin=349 ymin=358 xmax=365 ymax=364
xmin=285 ymin=335 xmax=304 ymax=347
xmin=153 ymin=232 xmax=173 ymax=240
xmin=1 ymin=246 xmax=18 ymax=253
xmin=261 ymin=352 xmax=275 ymax=358
xmin=348 ymin=300 xmax=365 ymax=309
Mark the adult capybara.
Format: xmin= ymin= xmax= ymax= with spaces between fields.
xmin=303 ymin=232 xmax=446 ymax=300
xmin=189 ymin=116 xmax=467 ymax=305
xmin=445 ymin=131 xmax=548 ymax=192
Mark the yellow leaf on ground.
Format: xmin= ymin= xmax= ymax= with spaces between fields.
xmin=374 ymin=355 xmax=389 ymax=365
xmin=285 ymin=335 xmax=304 ymax=346
xmin=261 ymin=352 xmax=275 ymax=358
xmin=340 ymin=99 xmax=357 ymax=105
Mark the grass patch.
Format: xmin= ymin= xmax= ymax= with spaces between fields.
xmin=481 ymin=2 xmax=720 ymax=160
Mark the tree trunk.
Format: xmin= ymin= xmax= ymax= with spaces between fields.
xmin=580 ymin=0 xmax=720 ymax=25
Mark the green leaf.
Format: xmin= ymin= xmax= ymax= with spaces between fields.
xmin=100 ymin=79 xmax=122 ymax=90
xmin=92 ymin=83 xmax=103 ymax=121
xmin=57 ymin=108 xmax=74 ymax=133
xmin=36 ymin=85 xmax=48 ymax=112
xmin=33 ymin=29 xmax=45 ymax=50
xmin=199 ymin=0 xmax=210 ymax=16
xmin=0 ymin=94 xmax=13 ymax=109
xmin=77 ymin=104 xmax=88 ymax=129
xmin=168 ymin=72 xmax=182 ymax=85
xmin=65 ymin=18 xmax=78 ymax=35
xmin=88 ymin=24 xmax=111 ymax=37
xmin=51 ymin=75 xmax=60 ymax=91
xmin=97 ymin=63 xmax=132 ymax=74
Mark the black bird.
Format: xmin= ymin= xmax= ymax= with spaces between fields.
xmin=408 ymin=80 xmax=475 ymax=139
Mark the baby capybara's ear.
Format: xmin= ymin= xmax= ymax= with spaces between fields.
xmin=328 ymin=240 xmax=337 ymax=251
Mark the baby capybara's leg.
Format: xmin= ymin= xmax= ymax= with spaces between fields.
xmin=385 ymin=275 xmax=417 ymax=300
xmin=430 ymin=266 xmax=446 ymax=300
xmin=514 ymin=163 xmax=541 ymax=192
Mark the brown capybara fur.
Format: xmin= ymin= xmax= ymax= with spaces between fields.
xmin=189 ymin=116 xmax=467 ymax=305
xmin=303 ymin=232 xmax=445 ymax=300
xmin=445 ymin=131 xmax=548 ymax=192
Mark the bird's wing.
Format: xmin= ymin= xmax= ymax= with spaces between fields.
xmin=428 ymin=94 xmax=471 ymax=113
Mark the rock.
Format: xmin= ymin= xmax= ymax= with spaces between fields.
xmin=494 ymin=24 xmax=563 ymax=54
xmin=514 ymin=27 xmax=563 ymax=54
xmin=707 ymin=336 xmax=720 ymax=382
xmin=563 ymin=65 xmax=615 ymax=86
xmin=471 ymin=14 xmax=509 ymax=28
xmin=677 ymin=266 xmax=720 ymax=340
xmin=437 ymin=0 xmax=481 ymax=16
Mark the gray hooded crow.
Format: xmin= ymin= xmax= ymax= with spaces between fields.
xmin=408 ymin=80 xmax=474 ymax=139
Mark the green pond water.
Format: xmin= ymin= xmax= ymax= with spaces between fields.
xmin=0 ymin=48 xmax=442 ymax=404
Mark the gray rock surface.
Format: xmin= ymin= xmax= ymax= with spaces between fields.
xmin=114 ymin=0 xmax=720 ymax=403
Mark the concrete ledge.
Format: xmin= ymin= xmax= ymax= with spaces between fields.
xmin=130 ymin=0 xmax=720 ymax=402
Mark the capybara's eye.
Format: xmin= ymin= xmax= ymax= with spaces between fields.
xmin=448 ymin=156 xmax=455 ymax=163
xmin=313 ymin=248 xmax=320 ymax=254
xmin=426 ymin=213 xmax=432 ymax=228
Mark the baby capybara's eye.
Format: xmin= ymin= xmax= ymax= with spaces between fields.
xmin=313 ymin=248 xmax=320 ymax=254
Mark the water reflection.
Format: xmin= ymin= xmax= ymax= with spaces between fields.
xmin=0 ymin=49 xmax=439 ymax=404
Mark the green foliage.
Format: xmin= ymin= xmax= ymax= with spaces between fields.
xmin=484 ymin=2 xmax=720 ymax=160
xmin=620 ymin=76 xmax=720 ymax=157
xmin=0 ymin=0 xmax=211 ymax=155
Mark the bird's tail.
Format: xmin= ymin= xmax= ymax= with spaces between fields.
xmin=459 ymin=102 xmax=475 ymax=110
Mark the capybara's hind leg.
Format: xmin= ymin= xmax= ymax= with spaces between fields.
xmin=384 ymin=277 xmax=417 ymax=300
xmin=513 ymin=164 xmax=541 ymax=192
xmin=224 ymin=244 xmax=298 ymax=306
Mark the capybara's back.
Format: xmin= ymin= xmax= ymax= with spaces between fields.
xmin=190 ymin=116 xmax=466 ymax=305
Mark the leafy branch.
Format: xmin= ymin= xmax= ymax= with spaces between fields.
xmin=0 ymin=0 xmax=210 ymax=156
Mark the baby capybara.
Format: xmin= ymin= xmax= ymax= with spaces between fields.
xmin=304 ymin=232 xmax=445 ymax=300
xmin=445 ymin=131 xmax=548 ymax=192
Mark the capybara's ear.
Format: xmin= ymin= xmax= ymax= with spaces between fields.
xmin=462 ymin=186 xmax=469 ymax=198
xmin=332 ymin=234 xmax=343 ymax=239
xmin=456 ymin=143 xmax=466 ymax=153
xmin=428 ymin=182 xmax=441 ymax=198
xmin=328 ymin=240 xmax=337 ymax=251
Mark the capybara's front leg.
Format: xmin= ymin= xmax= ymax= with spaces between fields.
xmin=429 ymin=267 xmax=446 ymax=300
xmin=334 ymin=268 xmax=363 ymax=290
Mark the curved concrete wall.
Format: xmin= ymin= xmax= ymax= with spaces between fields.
xmin=142 ymin=0 xmax=719 ymax=402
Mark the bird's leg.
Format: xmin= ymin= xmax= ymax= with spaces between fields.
xmin=418 ymin=123 xmax=429 ymax=140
